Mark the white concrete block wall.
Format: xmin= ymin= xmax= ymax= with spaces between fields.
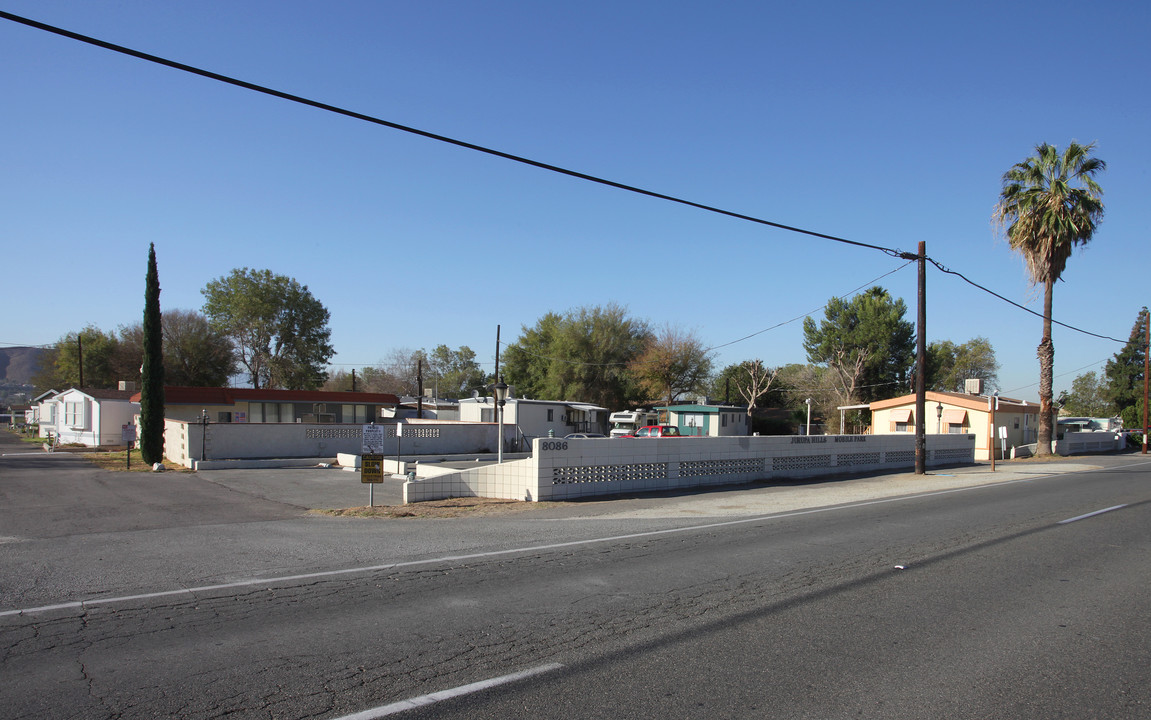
xmin=404 ymin=457 xmax=539 ymax=503
xmin=402 ymin=434 xmax=977 ymax=503
xmin=161 ymin=420 xmax=500 ymax=464
xmin=165 ymin=420 xmax=193 ymax=466
xmin=1057 ymin=431 xmax=1122 ymax=455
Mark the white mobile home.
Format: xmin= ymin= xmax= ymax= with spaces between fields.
xmin=44 ymin=387 xmax=139 ymax=447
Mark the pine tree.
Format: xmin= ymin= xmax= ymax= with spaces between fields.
xmin=140 ymin=244 xmax=165 ymax=464
xmin=1104 ymin=307 xmax=1148 ymax=426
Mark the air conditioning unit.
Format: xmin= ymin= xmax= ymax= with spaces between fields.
xmin=118 ymin=381 xmax=136 ymax=391
xmin=964 ymin=378 xmax=984 ymax=395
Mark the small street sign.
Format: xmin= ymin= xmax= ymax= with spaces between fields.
xmin=362 ymin=424 xmax=385 ymax=454
xmin=361 ymin=453 xmax=384 ymax=484
xmin=121 ymin=424 xmax=137 ymax=444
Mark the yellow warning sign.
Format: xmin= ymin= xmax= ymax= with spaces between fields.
xmin=361 ymin=454 xmax=384 ymax=483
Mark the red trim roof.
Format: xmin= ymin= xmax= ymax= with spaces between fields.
xmin=130 ymin=386 xmax=400 ymax=405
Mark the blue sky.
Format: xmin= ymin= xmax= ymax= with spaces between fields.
xmin=2 ymin=1 xmax=1148 ymax=402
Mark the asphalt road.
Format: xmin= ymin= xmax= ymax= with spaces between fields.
xmin=2 ymin=429 xmax=1149 ymax=719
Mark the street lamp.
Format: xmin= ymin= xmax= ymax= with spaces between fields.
xmin=494 ymin=378 xmax=509 ymax=464
xmin=804 ymin=398 xmax=812 ymax=436
xmin=199 ymin=408 xmax=210 ymax=462
xmin=936 ymin=402 xmax=944 ymax=434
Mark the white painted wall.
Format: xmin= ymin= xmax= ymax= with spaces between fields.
xmin=403 ymin=433 xmax=977 ymax=503
xmin=1056 ymin=431 xmax=1123 ymax=455
xmin=163 ymin=419 xmax=501 ymax=466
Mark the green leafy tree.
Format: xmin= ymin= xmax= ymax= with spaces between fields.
xmin=503 ymin=312 xmax=562 ymax=400
xmin=1056 ymin=371 xmax=1112 ymax=417
xmin=1103 ymin=308 xmax=1147 ymax=427
xmin=140 ymin=244 xmax=165 ymax=464
xmin=802 ymin=286 xmax=915 ymax=404
xmin=161 ymin=310 xmax=238 ymax=386
xmin=503 ymin=304 xmax=652 ymax=409
xmin=994 ymin=141 xmax=1106 ymax=455
xmin=426 ymin=345 xmax=487 ymax=399
xmin=629 ymin=324 xmax=714 ymax=408
xmin=926 ymin=337 xmax=1000 ymax=392
xmin=116 ymin=310 xmax=237 ymax=388
xmin=202 ymin=268 xmax=334 ymax=390
xmin=33 ymin=326 xmax=122 ymax=390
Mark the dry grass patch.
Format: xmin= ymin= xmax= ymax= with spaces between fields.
xmin=312 ymin=496 xmax=562 ymax=519
xmin=84 ymin=449 xmax=192 ymax=473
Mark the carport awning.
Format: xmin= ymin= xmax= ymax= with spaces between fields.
xmin=889 ymin=408 xmax=912 ymax=422
xmin=567 ymin=404 xmax=606 ymax=414
xmin=942 ymin=409 xmax=968 ymax=424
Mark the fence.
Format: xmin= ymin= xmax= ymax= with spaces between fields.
xmin=403 ymin=433 xmax=977 ymax=503
xmin=1056 ymin=431 xmax=1124 ymax=456
xmin=163 ymin=419 xmax=503 ymax=468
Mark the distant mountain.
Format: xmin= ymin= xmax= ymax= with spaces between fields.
xmin=0 ymin=347 xmax=48 ymax=384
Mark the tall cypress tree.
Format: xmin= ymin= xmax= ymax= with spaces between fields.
xmin=140 ymin=243 xmax=165 ymax=464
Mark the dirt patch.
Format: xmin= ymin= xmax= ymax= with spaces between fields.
xmin=83 ymin=451 xmax=192 ymax=473
xmin=311 ymin=496 xmax=563 ymax=519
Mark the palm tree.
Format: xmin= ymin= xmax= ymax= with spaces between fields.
xmin=994 ymin=142 xmax=1105 ymax=456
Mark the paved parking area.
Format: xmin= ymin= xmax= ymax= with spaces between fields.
xmin=197 ymin=466 xmax=407 ymax=508
xmin=195 ymin=458 xmax=1112 ymax=518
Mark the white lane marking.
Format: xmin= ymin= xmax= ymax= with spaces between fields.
xmin=0 ymin=479 xmax=1039 ymax=617
xmin=4 ymin=459 xmax=1147 ymax=617
xmin=1059 ymin=504 xmax=1128 ymax=524
xmin=332 ymin=663 xmax=564 ymax=719
xmin=1 ymin=453 xmax=76 ymax=457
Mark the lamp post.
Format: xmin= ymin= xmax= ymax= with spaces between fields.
xmin=199 ymin=409 xmax=210 ymax=463
xmin=494 ymin=378 xmax=508 ymax=464
xmin=936 ymin=402 xmax=944 ymax=434
xmin=804 ymin=398 xmax=812 ymax=436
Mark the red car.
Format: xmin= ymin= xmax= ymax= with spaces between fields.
xmin=625 ymin=425 xmax=683 ymax=438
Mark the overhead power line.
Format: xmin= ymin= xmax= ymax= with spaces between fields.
xmin=1000 ymin=357 xmax=1112 ymax=396
xmin=0 ymin=10 xmax=907 ymax=259
xmin=704 ymin=260 xmax=914 ymax=352
xmin=0 ymin=12 xmax=1134 ymax=358
xmin=497 ymin=261 xmax=916 ymax=368
xmin=927 ymin=259 xmax=1128 ymax=343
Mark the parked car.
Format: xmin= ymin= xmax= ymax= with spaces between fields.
xmin=623 ymin=425 xmax=683 ymax=438
xmin=565 ymin=432 xmax=607 ymax=439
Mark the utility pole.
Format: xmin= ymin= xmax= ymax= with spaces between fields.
xmin=494 ymin=325 xmax=503 ymax=463
xmin=915 ymin=241 xmax=926 ymax=474
xmin=1144 ymin=309 xmax=1148 ymax=455
xmin=351 ymin=368 xmax=356 ymax=392
xmin=988 ymin=393 xmax=998 ymax=471
xmin=417 ymin=358 xmax=423 ymax=419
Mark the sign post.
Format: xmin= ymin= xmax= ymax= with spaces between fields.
xmin=361 ymin=454 xmax=383 ymax=506
xmin=395 ymin=422 xmax=404 ymax=478
xmin=361 ymin=424 xmax=386 ymax=506
xmin=121 ymin=424 xmax=137 ymax=470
